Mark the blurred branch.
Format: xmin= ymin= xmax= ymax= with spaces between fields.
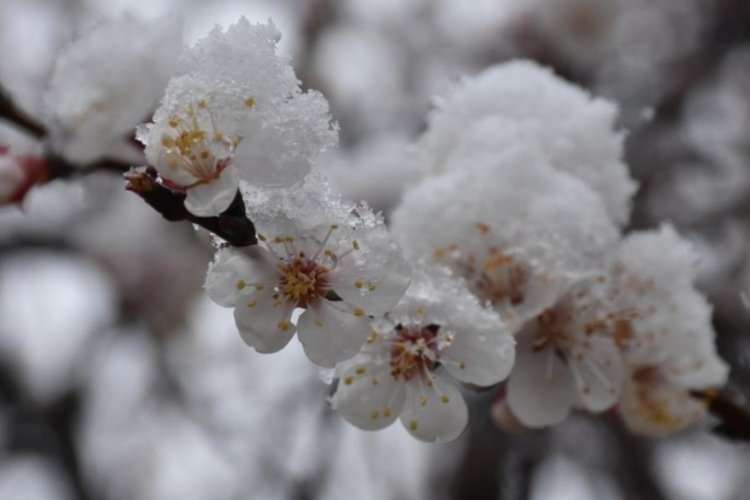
xmin=0 ymin=357 xmax=92 ymax=500
xmin=0 ymin=89 xmax=45 ymax=139
xmin=694 ymin=388 xmax=750 ymax=442
xmin=125 ymin=167 xmax=257 ymax=247
xmin=605 ymin=422 xmax=668 ymax=500
xmin=45 ymin=154 xmax=132 ymax=177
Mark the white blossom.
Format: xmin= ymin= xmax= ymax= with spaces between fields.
xmin=138 ymin=18 xmax=337 ymax=217
xmin=392 ymin=139 xmax=620 ymax=330
xmin=45 ymin=14 xmax=183 ymax=164
xmin=205 ymin=175 xmax=410 ymax=367
xmin=609 ymin=225 xmax=729 ymax=437
xmin=0 ymin=252 xmax=117 ymax=402
xmin=330 ymin=265 xmax=515 ymax=442
xmin=411 ymin=60 xmax=636 ymax=226
xmin=505 ymin=278 xmax=625 ymax=427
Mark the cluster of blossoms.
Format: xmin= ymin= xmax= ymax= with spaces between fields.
xmin=174 ymin=19 xmax=519 ymax=442
xmin=156 ymin=22 xmax=726 ymax=441
xmin=393 ymin=61 xmax=728 ymax=436
xmin=4 ymin=14 xmax=728 ymax=443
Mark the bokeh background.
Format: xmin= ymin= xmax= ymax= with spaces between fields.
xmin=1 ymin=0 xmax=749 ymax=499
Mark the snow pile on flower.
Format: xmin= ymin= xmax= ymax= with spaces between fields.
xmin=610 ymin=225 xmax=729 ymax=436
xmin=137 ymin=18 xmax=337 ymax=217
xmin=411 ymin=60 xmax=636 ymax=226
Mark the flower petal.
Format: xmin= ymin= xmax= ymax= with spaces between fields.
xmin=147 ymin=122 xmax=201 ymax=188
xmin=619 ymin=377 xmax=707 ymax=438
xmin=506 ymin=333 xmax=577 ymax=428
xmin=509 ymin=272 xmax=567 ymax=328
xmin=233 ymin=290 xmax=296 ymax=353
xmin=329 ymin=232 xmax=411 ymax=315
xmin=330 ymin=359 xmax=405 ymax=431
xmin=184 ymin=165 xmax=239 ymax=216
xmin=296 ymin=300 xmax=370 ymax=368
xmin=569 ymin=337 xmax=624 ymax=412
xmin=441 ymin=324 xmax=516 ymax=387
xmin=204 ymin=247 xmax=277 ymax=307
xmin=399 ymin=375 xmax=468 ymax=443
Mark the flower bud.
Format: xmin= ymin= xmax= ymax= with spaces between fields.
xmin=0 ymin=148 xmax=47 ymax=205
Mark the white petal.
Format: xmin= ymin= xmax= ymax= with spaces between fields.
xmin=506 ymin=333 xmax=577 ymax=428
xmin=330 ymin=360 xmax=405 ymax=431
xmin=329 ymin=235 xmax=411 ymax=315
xmin=569 ymin=337 xmax=624 ymax=412
xmin=296 ymin=300 xmax=370 ymax=368
xmin=668 ymin=353 xmax=729 ymax=389
xmin=510 ymin=273 xmax=567 ymax=327
xmin=619 ymin=377 xmax=706 ymax=438
xmin=154 ymin=159 xmax=202 ymax=191
xmin=233 ymin=125 xmax=309 ymax=187
xmin=184 ymin=165 xmax=239 ymax=216
xmin=204 ymin=247 xmax=277 ymax=307
xmin=233 ymin=291 xmax=296 ymax=353
xmin=148 ymin=123 xmax=201 ymax=188
xmin=399 ymin=375 xmax=468 ymax=443
xmin=441 ymin=325 xmax=516 ymax=387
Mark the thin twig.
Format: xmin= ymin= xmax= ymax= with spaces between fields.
xmin=125 ymin=167 xmax=256 ymax=247
xmin=0 ymin=90 xmax=46 ymax=139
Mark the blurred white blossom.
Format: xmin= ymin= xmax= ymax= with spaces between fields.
xmin=506 ymin=279 xmax=625 ymax=427
xmin=393 ymin=138 xmax=620 ymax=330
xmin=45 ymin=14 xmax=183 ymax=164
xmin=611 ymin=225 xmax=729 ymax=436
xmin=0 ymin=252 xmax=116 ymax=402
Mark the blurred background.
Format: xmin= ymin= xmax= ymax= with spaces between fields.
xmin=1 ymin=0 xmax=750 ymax=499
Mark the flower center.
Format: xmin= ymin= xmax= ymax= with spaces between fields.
xmin=389 ymin=324 xmax=439 ymax=381
xmin=434 ymin=240 xmax=527 ymax=309
xmin=533 ymin=306 xmax=572 ymax=352
xmin=477 ymin=250 xmax=527 ymax=306
xmin=158 ymin=98 xmax=253 ymax=188
xmin=277 ymin=257 xmax=329 ymax=307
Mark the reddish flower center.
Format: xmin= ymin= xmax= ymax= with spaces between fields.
xmin=533 ymin=306 xmax=572 ymax=352
xmin=389 ymin=324 xmax=439 ymax=381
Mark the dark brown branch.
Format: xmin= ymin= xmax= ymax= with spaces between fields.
xmin=125 ymin=167 xmax=256 ymax=247
xmin=45 ymin=153 xmax=132 ymax=178
xmin=693 ymin=388 xmax=750 ymax=442
xmin=0 ymin=89 xmax=46 ymax=139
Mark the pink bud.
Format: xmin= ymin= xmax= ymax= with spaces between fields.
xmin=0 ymin=147 xmax=48 ymax=204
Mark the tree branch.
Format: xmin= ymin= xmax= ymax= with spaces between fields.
xmin=694 ymin=388 xmax=750 ymax=442
xmin=125 ymin=167 xmax=256 ymax=246
xmin=0 ymin=90 xmax=46 ymax=139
